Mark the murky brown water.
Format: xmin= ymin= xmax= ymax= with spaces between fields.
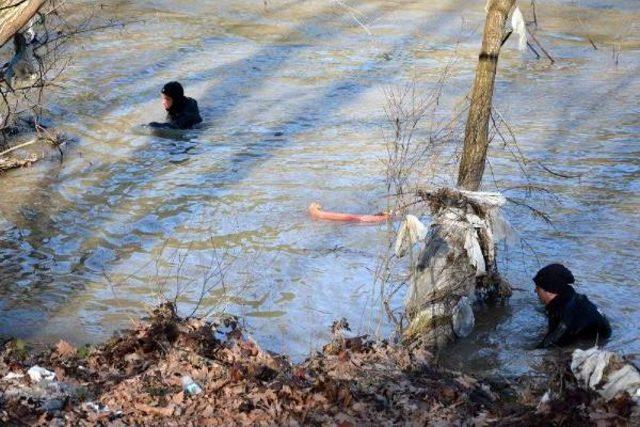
xmin=0 ymin=0 xmax=638 ymax=376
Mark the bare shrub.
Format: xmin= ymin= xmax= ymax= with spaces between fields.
xmin=0 ymin=0 xmax=123 ymax=149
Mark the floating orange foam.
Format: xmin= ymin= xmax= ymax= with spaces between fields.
xmin=308 ymin=202 xmax=390 ymax=223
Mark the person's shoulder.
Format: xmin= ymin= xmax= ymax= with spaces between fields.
xmin=575 ymin=292 xmax=596 ymax=307
xmin=184 ymin=97 xmax=200 ymax=113
xmin=573 ymin=292 xmax=609 ymax=323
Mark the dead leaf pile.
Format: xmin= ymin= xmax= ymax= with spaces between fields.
xmin=0 ymin=303 xmax=637 ymax=426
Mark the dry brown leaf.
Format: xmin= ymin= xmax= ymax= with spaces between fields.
xmin=54 ymin=366 xmax=66 ymax=381
xmin=229 ymin=365 xmax=243 ymax=382
xmin=55 ymin=340 xmax=77 ymax=358
xmin=124 ymin=352 xmax=143 ymax=363
xmin=171 ymin=391 xmax=184 ymax=405
xmin=134 ymin=402 xmax=175 ymax=417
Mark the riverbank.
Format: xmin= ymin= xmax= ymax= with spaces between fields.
xmin=0 ymin=303 xmax=635 ymax=426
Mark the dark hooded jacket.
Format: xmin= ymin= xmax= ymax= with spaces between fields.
xmin=150 ymin=82 xmax=202 ymax=130
xmin=535 ymin=264 xmax=611 ymax=348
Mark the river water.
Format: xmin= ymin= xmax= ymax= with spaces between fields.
xmin=0 ymin=0 xmax=638 ymax=377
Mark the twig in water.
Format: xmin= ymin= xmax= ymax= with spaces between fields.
xmin=530 ymin=0 xmax=538 ymax=28
xmin=501 ymin=30 xmax=513 ymax=47
xmin=527 ymin=41 xmax=541 ymax=59
xmin=0 ymin=137 xmax=38 ymax=157
xmin=526 ymin=27 xmax=555 ymax=63
xmin=536 ymin=162 xmax=584 ymax=179
xmin=332 ymin=0 xmax=373 ymax=36
xmin=506 ymin=196 xmax=552 ymax=224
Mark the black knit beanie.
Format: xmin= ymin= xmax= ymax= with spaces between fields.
xmin=533 ymin=263 xmax=575 ymax=295
xmin=161 ymin=81 xmax=185 ymax=103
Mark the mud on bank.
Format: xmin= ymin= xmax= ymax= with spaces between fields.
xmin=0 ymin=303 xmax=635 ymax=426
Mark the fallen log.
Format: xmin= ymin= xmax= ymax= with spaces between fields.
xmin=0 ymin=131 xmax=65 ymax=171
xmin=0 ymin=150 xmax=38 ymax=170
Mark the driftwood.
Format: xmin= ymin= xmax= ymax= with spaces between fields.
xmin=0 ymin=150 xmax=38 ymax=169
xmin=0 ymin=128 xmax=64 ymax=171
xmin=0 ymin=135 xmax=37 ymax=156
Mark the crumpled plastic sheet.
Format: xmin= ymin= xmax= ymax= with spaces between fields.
xmin=394 ymin=214 xmax=428 ymax=257
xmin=458 ymin=190 xmax=506 ymax=208
xmin=493 ymin=214 xmax=518 ymax=245
xmin=464 ymin=227 xmax=486 ymax=276
xmin=511 ymin=7 xmax=528 ymax=52
xmin=27 ymin=366 xmax=55 ymax=383
xmin=407 ymin=191 xmax=509 ymax=306
xmin=452 ymin=296 xmax=475 ymax=338
xmin=405 ymin=189 xmax=512 ymax=345
xmin=571 ymin=347 xmax=640 ymax=401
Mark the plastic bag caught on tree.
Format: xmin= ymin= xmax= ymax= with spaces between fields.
xmin=394 ymin=215 xmax=428 ymax=257
xmin=511 ymin=7 xmax=528 ymax=52
xmin=488 ymin=209 xmax=518 ymax=245
xmin=463 ymin=227 xmax=486 ymax=276
xmin=452 ymin=296 xmax=475 ymax=338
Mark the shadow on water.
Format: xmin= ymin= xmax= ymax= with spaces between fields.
xmin=0 ymin=0 xmax=467 ymax=340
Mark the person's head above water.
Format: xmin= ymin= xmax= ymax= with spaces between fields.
xmin=533 ymin=263 xmax=575 ymax=305
xmin=149 ymin=81 xmax=201 ymax=130
xmin=161 ymin=81 xmax=185 ymax=110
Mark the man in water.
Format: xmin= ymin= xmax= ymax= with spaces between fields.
xmin=149 ymin=81 xmax=202 ymax=130
xmin=534 ymin=263 xmax=611 ymax=348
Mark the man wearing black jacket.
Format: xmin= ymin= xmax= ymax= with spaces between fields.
xmin=149 ymin=81 xmax=202 ymax=130
xmin=534 ymin=263 xmax=611 ymax=348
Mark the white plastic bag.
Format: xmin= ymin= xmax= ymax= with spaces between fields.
xmin=394 ymin=215 xmax=428 ymax=257
xmin=511 ymin=7 xmax=528 ymax=52
xmin=571 ymin=348 xmax=640 ymax=401
xmin=27 ymin=366 xmax=55 ymax=383
xmin=452 ymin=296 xmax=475 ymax=338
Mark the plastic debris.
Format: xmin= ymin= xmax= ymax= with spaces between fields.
xmin=539 ymin=391 xmax=551 ymax=404
xmin=536 ymin=390 xmax=552 ymax=412
xmin=27 ymin=366 xmax=55 ymax=383
xmin=488 ymin=209 xmax=518 ymax=245
xmin=83 ymin=401 xmax=122 ymax=416
xmin=394 ymin=215 xmax=428 ymax=257
xmin=511 ymin=7 xmax=528 ymax=52
xmin=3 ymin=372 xmax=25 ymax=380
xmin=308 ymin=202 xmax=390 ymax=223
xmin=571 ymin=347 xmax=640 ymax=401
xmin=181 ymin=375 xmax=203 ymax=395
xmin=83 ymin=402 xmax=109 ymax=413
xmin=405 ymin=188 xmax=510 ymax=346
xmin=464 ymin=227 xmax=486 ymax=276
xmin=458 ymin=190 xmax=506 ymax=208
xmin=452 ymin=296 xmax=475 ymax=338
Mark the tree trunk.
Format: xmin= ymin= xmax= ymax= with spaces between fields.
xmin=0 ymin=0 xmax=47 ymax=48
xmin=403 ymin=1 xmax=516 ymax=348
xmin=457 ymin=0 xmax=515 ymax=191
